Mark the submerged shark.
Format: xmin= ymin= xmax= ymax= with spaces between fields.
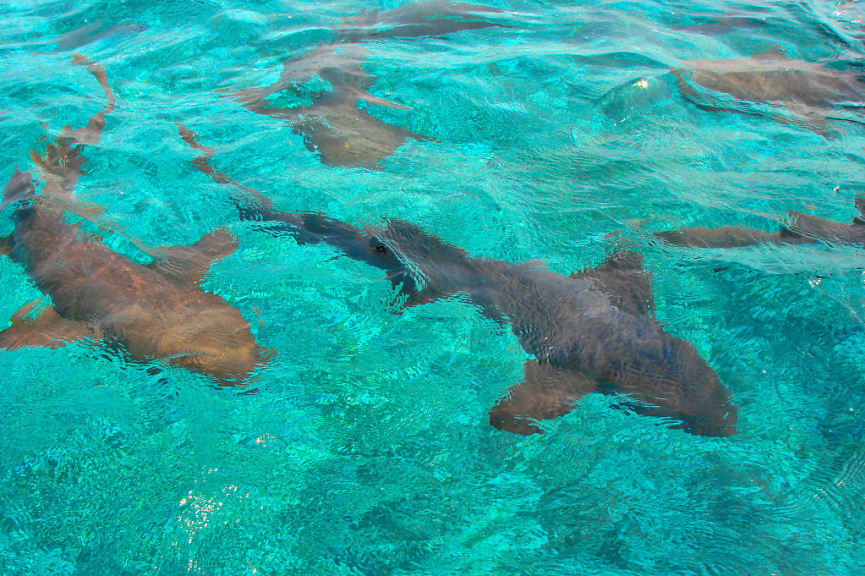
xmin=0 ymin=56 xmax=265 ymax=381
xmin=178 ymin=125 xmax=738 ymax=437
xmin=656 ymin=197 xmax=865 ymax=249
xmin=232 ymin=1 xmax=510 ymax=168
xmin=336 ymin=1 xmax=508 ymax=42
xmin=674 ymin=49 xmax=865 ymax=134
xmin=234 ymin=43 xmax=431 ymax=170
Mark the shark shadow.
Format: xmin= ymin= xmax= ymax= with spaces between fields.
xmin=0 ymin=56 xmax=266 ymax=382
xmin=177 ymin=125 xmax=739 ymax=437
xmin=231 ymin=1 xmax=512 ymax=169
xmin=655 ymin=197 xmax=865 ymax=249
xmin=673 ymin=49 xmax=865 ymax=135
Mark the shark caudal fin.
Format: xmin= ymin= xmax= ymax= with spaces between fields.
xmin=1 ymin=170 xmax=36 ymax=212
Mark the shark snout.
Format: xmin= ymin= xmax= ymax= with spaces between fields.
xmin=678 ymin=401 xmax=738 ymax=437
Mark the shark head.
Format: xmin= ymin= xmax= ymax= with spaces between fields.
xmin=144 ymin=305 xmax=266 ymax=383
xmin=621 ymin=333 xmax=738 ymax=437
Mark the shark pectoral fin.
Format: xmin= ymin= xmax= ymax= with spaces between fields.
xmin=489 ymin=360 xmax=596 ymax=435
xmin=571 ymin=249 xmax=654 ymax=317
xmin=148 ymin=227 xmax=238 ymax=284
xmin=0 ymin=299 xmax=101 ymax=350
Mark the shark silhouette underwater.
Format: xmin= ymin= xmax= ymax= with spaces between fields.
xmin=656 ymin=196 xmax=865 ymax=249
xmin=231 ymin=1 xmax=511 ymax=169
xmin=0 ymin=56 xmax=266 ymax=382
xmin=673 ymin=49 xmax=865 ymax=134
xmin=178 ymin=125 xmax=739 ymax=437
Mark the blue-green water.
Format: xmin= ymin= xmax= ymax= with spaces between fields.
xmin=1 ymin=0 xmax=864 ymax=574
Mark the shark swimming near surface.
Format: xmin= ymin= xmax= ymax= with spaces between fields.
xmin=335 ymin=1 xmax=509 ymax=42
xmin=0 ymin=56 xmax=266 ymax=382
xmin=233 ymin=43 xmax=432 ymax=170
xmin=177 ymin=125 xmax=738 ymax=437
xmin=656 ymin=197 xmax=865 ymax=249
xmin=231 ymin=1 xmax=512 ymax=169
xmin=673 ymin=49 xmax=865 ymax=134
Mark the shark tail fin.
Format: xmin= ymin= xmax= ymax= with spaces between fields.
xmin=1 ymin=170 xmax=35 ymax=212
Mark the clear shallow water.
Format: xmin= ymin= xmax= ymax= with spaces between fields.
xmin=1 ymin=0 xmax=864 ymax=574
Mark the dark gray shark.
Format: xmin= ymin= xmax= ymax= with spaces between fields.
xmin=0 ymin=56 xmax=266 ymax=381
xmin=656 ymin=197 xmax=865 ymax=249
xmin=178 ymin=125 xmax=738 ymax=437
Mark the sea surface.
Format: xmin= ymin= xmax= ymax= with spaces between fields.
xmin=1 ymin=0 xmax=864 ymax=574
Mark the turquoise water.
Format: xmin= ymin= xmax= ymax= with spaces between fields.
xmin=1 ymin=0 xmax=864 ymax=574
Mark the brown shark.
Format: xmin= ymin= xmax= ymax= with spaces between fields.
xmin=656 ymin=197 xmax=865 ymax=249
xmin=0 ymin=56 xmax=265 ymax=382
xmin=179 ymin=126 xmax=738 ymax=437
xmin=674 ymin=49 xmax=865 ymax=134
xmin=232 ymin=1 xmax=511 ymax=168
xmin=234 ymin=43 xmax=431 ymax=169
xmin=336 ymin=1 xmax=509 ymax=42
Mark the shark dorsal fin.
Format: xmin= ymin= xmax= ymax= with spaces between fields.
xmin=571 ymin=250 xmax=654 ymax=317
xmin=147 ymin=227 xmax=238 ymax=284
xmin=753 ymin=47 xmax=787 ymax=61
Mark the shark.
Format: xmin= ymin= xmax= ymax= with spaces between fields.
xmin=0 ymin=56 xmax=266 ymax=382
xmin=656 ymin=197 xmax=865 ymax=249
xmin=233 ymin=43 xmax=431 ymax=170
xmin=673 ymin=49 xmax=865 ymax=134
xmin=335 ymin=1 xmax=509 ymax=42
xmin=231 ymin=1 xmax=511 ymax=169
xmin=178 ymin=125 xmax=739 ymax=437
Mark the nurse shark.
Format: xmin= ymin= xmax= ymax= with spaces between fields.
xmin=674 ymin=49 xmax=865 ymax=134
xmin=232 ymin=1 xmax=511 ymax=168
xmin=178 ymin=125 xmax=738 ymax=437
xmin=656 ymin=197 xmax=865 ymax=249
xmin=0 ymin=56 xmax=266 ymax=381
xmin=336 ymin=0 xmax=509 ymax=42
xmin=233 ymin=43 xmax=431 ymax=170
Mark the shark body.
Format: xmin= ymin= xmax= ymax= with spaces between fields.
xmin=234 ymin=43 xmax=430 ymax=170
xmin=336 ymin=1 xmax=508 ymax=42
xmin=232 ymin=1 xmax=510 ymax=168
xmin=674 ymin=50 xmax=865 ymax=133
xmin=179 ymin=126 xmax=738 ymax=436
xmin=0 ymin=57 xmax=265 ymax=381
xmin=656 ymin=198 xmax=865 ymax=249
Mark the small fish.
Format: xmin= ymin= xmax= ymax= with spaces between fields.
xmin=179 ymin=126 xmax=738 ymax=437
xmin=0 ymin=56 xmax=266 ymax=382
